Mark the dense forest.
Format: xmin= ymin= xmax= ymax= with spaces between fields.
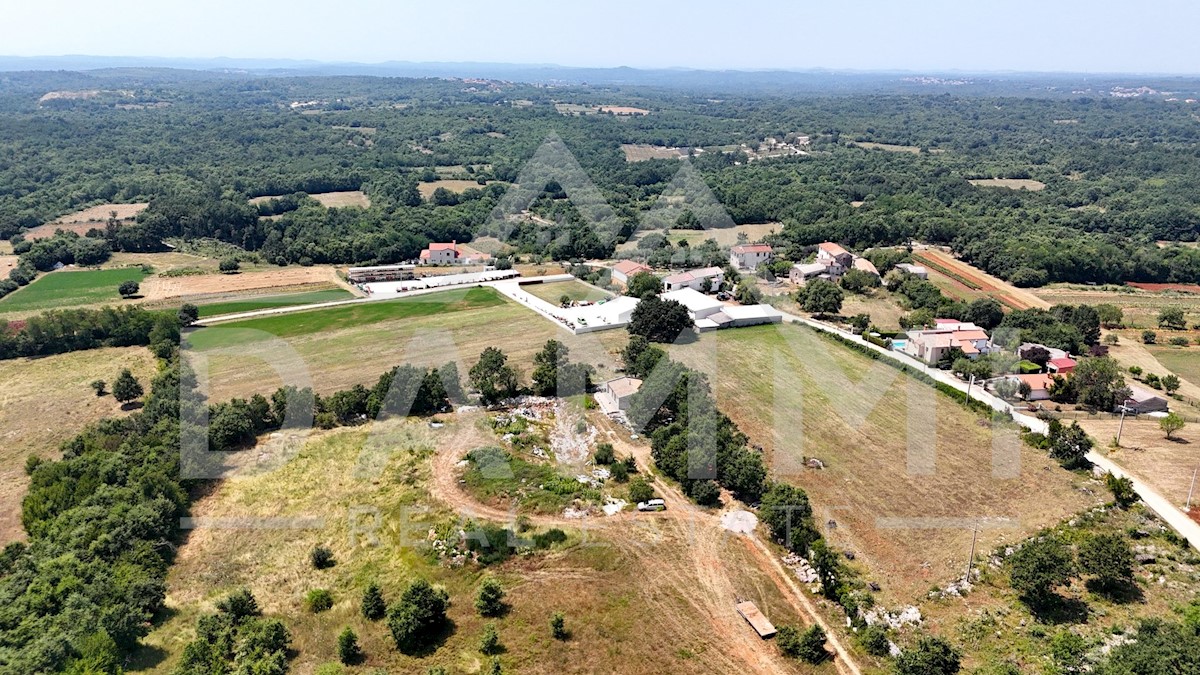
xmin=2 ymin=70 xmax=1199 ymax=286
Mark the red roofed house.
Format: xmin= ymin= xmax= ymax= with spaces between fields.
xmin=1008 ymin=373 xmax=1057 ymax=401
xmin=901 ymin=321 xmax=994 ymax=364
xmin=1047 ymin=357 xmax=1077 ymax=374
xmin=611 ymin=260 xmax=653 ymax=285
xmin=730 ymin=244 xmax=773 ymax=271
xmin=662 ymin=266 xmax=724 ymax=292
xmin=418 ymin=241 xmax=491 ymax=265
xmin=816 ymin=242 xmax=853 ymax=269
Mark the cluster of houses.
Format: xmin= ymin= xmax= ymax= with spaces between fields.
xmin=789 ymin=242 xmax=880 ymax=285
xmin=986 ymin=341 xmax=1169 ymax=413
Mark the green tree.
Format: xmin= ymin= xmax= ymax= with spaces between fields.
xmin=550 ymin=612 xmax=568 ymax=640
xmin=475 ymin=577 xmax=506 ymax=617
xmin=310 ymin=545 xmax=335 ymax=569
xmin=112 ymin=368 xmax=143 ymax=404
xmin=219 ymin=257 xmax=240 ymax=273
xmin=1071 ymin=357 xmax=1126 ymax=410
xmin=1105 ymin=473 xmax=1138 ymax=508
xmin=628 ymin=296 xmax=693 ymax=343
xmin=809 ymin=539 xmax=842 ymax=599
xmin=593 ymin=442 xmax=615 ymax=465
xmin=1158 ymin=306 xmax=1187 ymax=330
xmin=470 ymin=347 xmax=520 ymax=404
xmin=117 ymin=280 xmax=139 ymax=298
xmin=781 ymin=624 xmax=827 ymax=663
xmin=361 ymin=582 xmax=386 ymax=621
xmin=1049 ymin=421 xmax=1094 ymax=470
xmin=621 ymin=335 xmax=666 ymax=378
xmin=628 ymin=476 xmax=655 ymax=503
xmin=387 ymin=579 xmax=450 ymax=653
xmin=625 ymin=271 xmax=662 ymax=299
xmin=1162 ymin=374 xmax=1181 ymax=394
xmin=795 ymin=279 xmax=843 ymax=315
xmin=1142 ymin=330 xmax=1157 ymax=344
xmin=1160 ymin=412 xmax=1185 ymax=439
xmin=759 ymin=483 xmax=820 ymax=554
xmin=965 ymin=298 xmax=1005 ymax=330
xmin=840 ymin=268 xmax=879 ymax=294
xmin=1096 ymin=304 xmax=1123 ymax=328
xmin=735 ymin=276 xmax=762 ymax=304
xmin=1079 ymin=533 xmax=1134 ymax=590
xmin=894 ymin=635 xmax=962 ymax=675
xmin=90 ymin=379 xmax=106 ymax=396
xmin=1008 ymin=536 xmax=1075 ymax=605
xmin=306 ymin=589 xmax=334 ymax=613
xmin=858 ymin=625 xmax=891 ymax=656
xmin=337 ymin=627 xmax=361 ymax=665
xmin=178 ymin=303 xmax=199 ymax=326
xmin=532 ymin=339 xmax=569 ymax=396
xmin=479 ymin=623 xmax=500 ymax=655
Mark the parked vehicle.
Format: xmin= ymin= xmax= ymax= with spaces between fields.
xmin=637 ymin=499 xmax=666 ymax=512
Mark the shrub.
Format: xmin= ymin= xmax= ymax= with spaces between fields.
xmin=479 ymin=623 xmax=500 ymax=654
xmin=306 ymin=589 xmax=334 ymax=613
xmin=387 ymin=579 xmax=450 ymax=653
xmin=475 ymin=577 xmax=506 ymax=617
xmin=628 ymin=477 xmax=655 ymax=503
xmin=593 ymin=442 xmax=615 ymax=465
xmin=688 ymin=479 xmax=721 ymax=506
xmin=118 ymin=280 xmax=140 ymax=298
xmin=795 ymin=625 xmax=828 ymax=663
xmin=311 ymin=545 xmax=336 ymax=569
xmin=90 ymin=379 xmax=106 ymax=396
xmin=609 ymin=461 xmax=629 ymax=482
xmin=1169 ymin=336 xmax=1191 ymax=347
xmin=219 ymin=257 xmax=240 ymax=273
xmin=894 ymin=635 xmax=962 ymax=675
xmin=532 ymin=528 xmax=568 ymax=549
xmin=216 ymin=588 xmax=261 ymax=621
xmin=858 ymin=624 xmax=891 ymax=656
xmin=550 ymin=612 xmax=568 ymax=640
xmin=361 ymin=582 xmax=386 ymax=620
xmin=1142 ymin=330 xmax=1157 ymax=344
xmin=337 ymin=627 xmax=361 ymax=665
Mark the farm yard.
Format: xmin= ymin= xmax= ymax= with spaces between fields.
xmin=0 ymin=346 xmax=157 ymax=544
xmin=913 ymin=249 xmax=1050 ymax=310
xmin=669 ymin=323 xmax=1101 ymax=603
xmin=967 ymin=178 xmax=1047 ymax=191
xmin=621 ymin=143 xmax=688 ymax=162
xmin=0 ymin=267 xmax=147 ymax=315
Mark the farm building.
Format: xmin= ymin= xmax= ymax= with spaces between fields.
xmin=418 ymin=241 xmax=492 ymax=265
xmin=902 ymin=321 xmax=994 ymax=364
xmin=1047 ymin=357 xmax=1077 ymax=374
xmin=596 ymin=376 xmax=642 ymax=413
xmin=662 ymin=288 xmax=726 ymax=322
xmin=611 ymin=260 xmax=653 ymax=285
xmin=729 ymin=244 xmax=773 ymax=271
xmin=1120 ymin=385 xmax=1169 ymax=414
xmin=788 ymin=242 xmax=879 ymax=285
xmin=701 ymin=304 xmax=784 ymax=330
xmin=816 ymin=242 xmax=853 ymax=268
xmin=895 ymin=263 xmax=929 ymax=279
xmin=789 ymin=262 xmax=831 ymax=285
xmin=734 ymin=601 xmax=776 ymax=639
xmin=662 ymin=266 xmax=724 ymax=292
xmin=347 ymin=263 xmax=415 ymax=284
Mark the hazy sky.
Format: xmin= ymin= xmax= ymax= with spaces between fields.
xmin=3 ymin=0 xmax=1199 ymax=73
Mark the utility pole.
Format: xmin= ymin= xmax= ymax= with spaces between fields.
xmin=965 ymin=374 xmax=975 ymax=405
xmin=1187 ymin=465 xmax=1199 ymax=511
xmin=1116 ymin=405 xmax=1129 ymax=447
xmin=964 ymin=526 xmax=979 ymax=584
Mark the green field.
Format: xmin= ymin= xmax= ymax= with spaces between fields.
xmin=1149 ymin=344 xmax=1200 ymax=386
xmin=195 ymin=288 xmax=355 ymax=318
xmin=189 ymin=286 xmax=505 ymax=349
xmin=0 ymin=267 xmax=147 ymax=314
xmin=523 ymin=279 xmax=612 ymax=305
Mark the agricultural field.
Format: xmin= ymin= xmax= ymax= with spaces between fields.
xmin=139 ymin=265 xmax=343 ymax=303
xmin=619 ymin=223 xmax=781 ymax=251
xmin=669 ymin=323 xmax=1101 ymax=603
xmin=250 ymin=190 xmax=371 ymax=209
xmin=0 ymin=267 xmax=147 ymax=315
xmin=621 ymin=143 xmax=688 ymax=162
xmin=838 ymin=292 xmax=907 ymax=332
xmin=131 ymin=413 xmax=822 ymax=674
xmin=417 ymin=179 xmax=493 ymax=199
xmin=185 ymin=287 xmax=626 ymax=402
xmin=967 ymin=178 xmax=1047 ymax=191
xmin=1104 ymin=340 xmax=1200 ymax=401
xmin=1081 ymin=418 xmax=1198 ymax=506
xmin=600 ymin=105 xmax=651 ymax=115
xmin=193 ymin=288 xmax=355 ymax=318
xmin=22 ymin=202 xmax=148 ymax=239
xmin=1149 ymin=344 xmax=1200 ymax=387
xmin=0 ymin=346 xmax=157 ymax=543
xmin=913 ymin=249 xmax=1050 ymax=310
xmin=852 ymin=141 xmax=921 ymax=154
xmin=522 ymin=279 xmax=612 ymax=305
xmin=1034 ymin=283 xmax=1200 ymax=328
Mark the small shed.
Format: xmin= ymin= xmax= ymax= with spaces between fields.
xmin=735 ymin=601 xmax=777 ymax=639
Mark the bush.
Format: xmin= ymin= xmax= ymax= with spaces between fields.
xmin=609 ymin=460 xmax=629 ymax=482
xmin=311 ymin=545 xmax=336 ymax=569
xmin=781 ymin=624 xmax=828 ymax=663
xmin=629 ymin=476 xmax=655 ymax=503
xmin=337 ymin=627 xmax=361 ymax=665
xmin=532 ymin=528 xmax=568 ymax=549
xmin=475 ymin=577 xmax=506 ymax=617
xmin=118 ymin=280 xmax=140 ymax=298
xmin=1009 ymin=537 xmax=1075 ymax=605
xmin=894 ymin=635 xmax=962 ymax=675
xmin=219 ymin=257 xmax=240 ymax=273
xmin=387 ymin=579 xmax=450 ymax=653
xmin=1142 ymin=330 xmax=1157 ymax=344
xmin=479 ymin=623 xmax=500 ymax=654
xmin=593 ymin=442 xmax=615 ymax=465
xmin=361 ymin=582 xmax=386 ymax=620
xmin=550 ymin=612 xmax=568 ymax=640
xmin=858 ymin=624 xmax=891 ymax=656
xmin=1169 ymin=336 xmax=1191 ymax=347
xmin=306 ymin=589 xmax=334 ymax=613
xmin=688 ymin=479 xmax=721 ymax=506
xmin=90 ymin=379 xmax=106 ymax=396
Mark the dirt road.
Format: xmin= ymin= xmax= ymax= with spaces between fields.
xmin=426 ymin=412 xmax=862 ymax=675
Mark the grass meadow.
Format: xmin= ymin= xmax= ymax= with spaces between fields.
xmin=0 ymin=267 xmax=147 ymax=314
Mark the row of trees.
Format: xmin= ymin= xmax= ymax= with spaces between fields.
xmin=0 ymin=305 xmax=175 ymax=360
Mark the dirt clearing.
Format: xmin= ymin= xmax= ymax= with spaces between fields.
xmin=621 ymin=144 xmax=688 ymax=162
xmin=23 ymin=202 xmax=148 ymax=239
xmin=417 ymin=179 xmax=492 ymax=198
xmin=968 ymin=178 xmax=1046 ymax=191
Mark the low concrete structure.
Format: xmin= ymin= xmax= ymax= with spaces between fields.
xmin=361 ymin=269 xmax=518 ymax=296
xmin=1121 ymin=385 xmax=1169 ymax=414
xmin=707 ymin=304 xmax=784 ymax=329
xmin=662 ymin=288 xmax=725 ymax=321
xmin=596 ymin=376 xmax=642 ymax=414
xmin=735 ymin=601 xmax=777 ymax=639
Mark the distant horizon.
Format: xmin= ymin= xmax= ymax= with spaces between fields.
xmin=5 ymin=1 xmax=1200 ymax=75
xmin=3 ymin=53 xmax=1200 ymax=79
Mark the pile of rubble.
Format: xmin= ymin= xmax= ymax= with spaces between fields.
xmin=861 ymin=605 xmax=923 ymax=630
xmin=781 ymin=553 xmax=820 ymax=585
xmin=927 ymin=569 xmax=980 ymax=599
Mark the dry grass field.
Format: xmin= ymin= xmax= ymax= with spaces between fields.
xmin=619 ymin=223 xmax=781 ymax=251
xmin=417 ymin=179 xmax=492 ymax=199
xmin=132 ymin=414 xmax=822 ymax=674
xmin=250 ymin=191 xmax=371 ymax=209
xmin=1080 ymin=418 xmax=1198 ymax=506
xmin=670 ymin=324 xmax=1101 ymax=603
xmin=1034 ymin=283 xmax=1200 ymax=328
xmin=522 ymin=279 xmax=612 ymax=305
xmin=852 ymin=141 xmax=920 ymax=154
xmin=1104 ymin=339 xmax=1200 ymax=401
xmin=139 ymin=266 xmax=343 ymax=302
xmin=967 ymin=178 xmax=1047 ymax=191
xmin=600 ymin=105 xmax=651 ymax=115
xmin=0 ymin=347 xmax=158 ymax=543
xmin=914 ymin=249 xmax=1050 ymax=310
xmin=1150 ymin=344 xmax=1200 ymax=385
xmin=23 ymin=202 xmax=148 ymax=239
xmin=621 ymin=144 xmax=688 ymax=162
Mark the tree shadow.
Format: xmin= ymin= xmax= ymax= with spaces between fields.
xmin=119 ymin=401 xmax=145 ymax=412
xmin=1086 ymin=578 xmax=1146 ymax=605
xmin=124 ymin=644 xmax=169 ymax=670
xmin=1166 ymin=437 xmax=1190 ymax=445
xmin=1027 ymin=594 xmax=1090 ymax=625
xmin=399 ymin=618 xmax=457 ymax=658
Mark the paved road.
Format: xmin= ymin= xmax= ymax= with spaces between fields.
xmin=775 ymin=308 xmax=1200 ymax=551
